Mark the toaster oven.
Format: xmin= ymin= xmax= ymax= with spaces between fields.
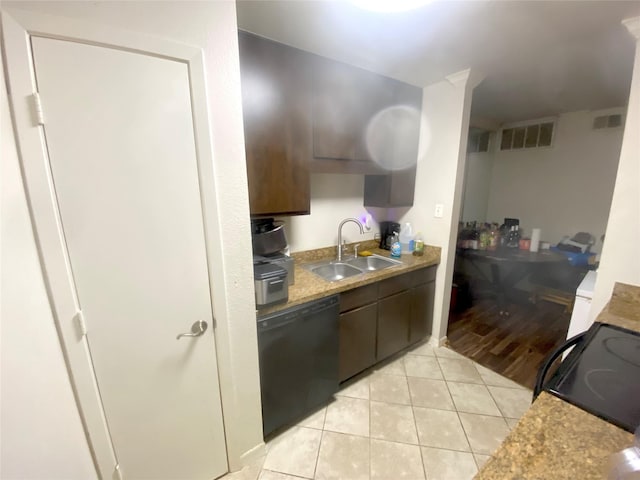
xmin=254 ymin=263 xmax=288 ymax=308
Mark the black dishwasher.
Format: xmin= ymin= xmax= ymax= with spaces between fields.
xmin=257 ymin=295 xmax=339 ymax=436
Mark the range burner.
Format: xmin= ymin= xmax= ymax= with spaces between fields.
xmin=603 ymin=336 xmax=640 ymax=367
xmin=544 ymin=323 xmax=640 ymax=433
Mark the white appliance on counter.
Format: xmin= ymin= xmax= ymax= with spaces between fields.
xmin=567 ymin=270 xmax=598 ymax=339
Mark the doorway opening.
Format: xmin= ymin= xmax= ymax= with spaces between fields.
xmin=446 ymin=110 xmax=624 ymax=388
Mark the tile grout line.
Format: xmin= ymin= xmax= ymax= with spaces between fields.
xmin=406 ymin=355 xmax=430 ymax=480
xmin=436 ymin=353 xmax=477 ymax=466
xmin=370 ymin=423 xmax=480 ymax=452
xmin=436 ymin=348 xmax=509 ymax=470
xmin=307 ymin=407 xmax=328 ymax=480
xmin=312 ymin=429 xmax=324 ymax=480
xmin=261 ymin=469 xmax=311 ymax=480
xmin=485 ymin=384 xmax=532 ymax=429
xmin=444 ymin=378 xmax=503 ymax=418
xmin=484 ymin=381 xmax=509 ymax=420
xmin=468 ymin=361 xmax=524 ymax=465
xmin=477 ymin=363 xmax=534 ymax=422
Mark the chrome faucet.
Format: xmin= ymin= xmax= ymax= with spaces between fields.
xmin=337 ymin=218 xmax=364 ymax=262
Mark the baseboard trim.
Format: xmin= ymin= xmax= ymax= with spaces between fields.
xmin=429 ymin=335 xmax=448 ymax=347
xmin=236 ymin=442 xmax=266 ymax=470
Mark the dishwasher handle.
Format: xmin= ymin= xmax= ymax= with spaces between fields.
xmin=258 ymin=313 xmax=300 ymax=331
xmin=257 ymin=295 xmax=339 ymax=331
xmin=258 ymin=305 xmax=338 ymax=332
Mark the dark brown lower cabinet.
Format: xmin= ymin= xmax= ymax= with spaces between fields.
xmin=339 ymin=303 xmax=377 ymax=382
xmin=410 ymin=280 xmax=435 ymax=344
xmin=377 ymin=290 xmax=412 ymax=361
xmin=338 ymin=265 xmax=437 ymax=382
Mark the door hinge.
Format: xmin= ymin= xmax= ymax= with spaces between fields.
xmin=31 ymin=92 xmax=45 ymax=126
xmin=73 ymin=310 xmax=87 ymax=337
xmin=114 ymin=463 xmax=123 ymax=480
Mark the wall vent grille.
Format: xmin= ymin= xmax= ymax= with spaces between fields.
xmin=593 ymin=114 xmax=624 ymax=130
xmin=468 ymin=130 xmax=491 ymax=153
xmin=499 ymin=121 xmax=554 ymax=151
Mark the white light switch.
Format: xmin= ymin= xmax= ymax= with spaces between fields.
xmin=434 ymin=203 xmax=444 ymax=218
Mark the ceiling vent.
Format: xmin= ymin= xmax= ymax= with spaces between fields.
xmin=593 ymin=114 xmax=624 ymax=130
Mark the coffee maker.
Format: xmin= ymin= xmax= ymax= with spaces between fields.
xmin=379 ymin=221 xmax=401 ymax=250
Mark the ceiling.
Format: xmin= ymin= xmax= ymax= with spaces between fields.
xmin=236 ymin=0 xmax=640 ymax=125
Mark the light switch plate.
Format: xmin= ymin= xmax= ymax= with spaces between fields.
xmin=434 ymin=203 xmax=444 ymax=218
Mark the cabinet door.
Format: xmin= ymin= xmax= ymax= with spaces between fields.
xmin=410 ymin=281 xmax=435 ymax=344
xmin=363 ymin=80 xmax=422 ymax=207
xmin=364 ymin=166 xmax=417 ymax=207
xmin=239 ymin=32 xmax=311 ymax=216
xmin=339 ymin=303 xmax=378 ymax=382
xmin=312 ymin=57 xmax=396 ymax=163
xmin=377 ymin=290 xmax=412 ymax=361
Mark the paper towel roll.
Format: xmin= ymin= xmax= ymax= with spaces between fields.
xmin=530 ymin=228 xmax=541 ymax=252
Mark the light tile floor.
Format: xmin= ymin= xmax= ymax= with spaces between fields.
xmin=223 ymin=343 xmax=532 ymax=480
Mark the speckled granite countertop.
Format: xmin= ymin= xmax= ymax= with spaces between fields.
xmin=257 ymin=240 xmax=441 ymax=316
xmin=475 ymin=282 xmax=640 ymax=479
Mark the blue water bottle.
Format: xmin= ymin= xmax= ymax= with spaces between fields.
xmin=390 ymin=232 xmax=401 ymax=258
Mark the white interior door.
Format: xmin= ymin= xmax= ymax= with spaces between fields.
xmin=30 ymin=36 xmax=227 ymax=479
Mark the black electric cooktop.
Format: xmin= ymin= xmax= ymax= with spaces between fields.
xmin=544 ymin=323 xmax=640 ymax=433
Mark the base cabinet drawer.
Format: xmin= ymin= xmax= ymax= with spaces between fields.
xmin=378 ymin=271 xmax=415 ymax=298
xmin=339 ymin=303 xmax=377 ymax=382
xmin=339 ymin=283 xmax=378 ymax=313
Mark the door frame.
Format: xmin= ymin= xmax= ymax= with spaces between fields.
xmin=2 ymin=9 xmax=227 ymax=478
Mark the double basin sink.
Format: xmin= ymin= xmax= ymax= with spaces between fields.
xmin=304 ymin=254 xmax=403 ymax=282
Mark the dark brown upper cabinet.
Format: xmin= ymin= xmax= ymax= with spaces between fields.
xmin=238 ymin=31 xmax=311 ymax=216
xmin=363 ymin=166 xmax=417 ymax=208
xmin=312 ymin=57 xmax=397 ymax=167
xmin=312 ymin=57 xmax=423 ymax=206
xmin=363 ymin=80 xmax=422 ymax=208
xmin=238 ymin=31 xmax=423 ymax=212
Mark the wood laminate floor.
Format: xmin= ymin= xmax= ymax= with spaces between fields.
xmin=446 ymin=291 xmax=571 ymax=389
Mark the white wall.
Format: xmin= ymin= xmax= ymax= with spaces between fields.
xmin=461 ymin=150 xmax=494 ymax=222
xmin=590 ymin=18 xmax=640 ymax=319
xmin=1 ymin=1 xmax=262 ymax=474
xmin=283 ymin=174 xmax=383 ymax=252
xmin=401 ymin=70 xmax=479 ymax=343
xmin=1 ymin=58 xmax=98 ymax=480
xmin=485 ymin=108 xmax=624 ymax=251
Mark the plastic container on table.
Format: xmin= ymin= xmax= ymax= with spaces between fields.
xmin=550 ymin=246 xmax=596 ymax=267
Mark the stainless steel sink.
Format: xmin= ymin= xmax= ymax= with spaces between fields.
xmin=346 ymin=255 xmax=403 ymax=272
xmin=310 ymin=263 xmax=363 ymax=282
xmin=304 ymin=254 xmax=403 ymax=282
